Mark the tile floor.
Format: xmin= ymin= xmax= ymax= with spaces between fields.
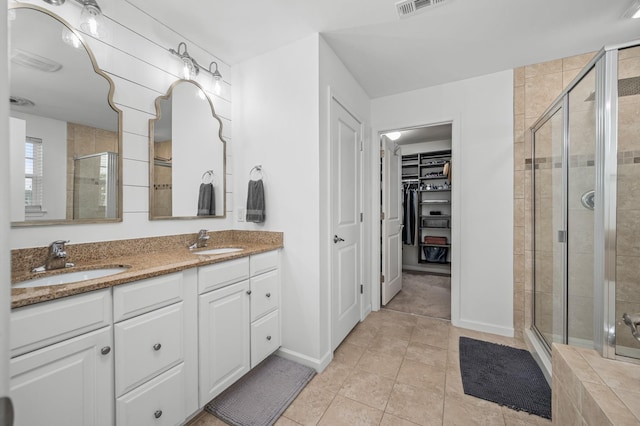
xmin=188 ymin=309 xmax=552 ymax=426
xmin=385 ymin=272 xmax=451 ymax=320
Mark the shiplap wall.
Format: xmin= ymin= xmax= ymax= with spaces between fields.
xmin=9 ymin=0 xmax=235 ymax=249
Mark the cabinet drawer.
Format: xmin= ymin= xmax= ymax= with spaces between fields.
xmin=115 ymin=303 xmax=184 ymax=396
xmin=198 ymin=257 xmax=249 ymax=294
xmin=250 ymin=250 xmax=279 ymax=277
xmin=250 ymin=269 xmax=280 ymax=321
xmin=116 ymin=363 xmax=185 ymax=426
xmin=251 ymin=310 xmax=280 ymax=368
xmin=113 ymin=272 xmax=183 ymax=322
xmin=11 ymin=288 xmax=111 ymax=358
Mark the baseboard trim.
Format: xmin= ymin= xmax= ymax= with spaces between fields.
xmin=276 ymin=347 xmax=332 ymax=373
xmin=456 ymin=318 xmax=514 ymax=337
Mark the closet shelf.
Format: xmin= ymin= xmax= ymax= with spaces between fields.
xmin=420 ymin=189 xmax=451 ymax=192
xmin=402 ymin=162 xmax=419 ymax=167
xmin=421 ymin=226 xmax=451 ymax=230
xmin=420 ymin=243 xmax=451 ymax=248
xmin=421 ymin=176 xmax=447 ymax=180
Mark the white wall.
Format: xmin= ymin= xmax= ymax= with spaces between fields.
xmin=372 ymin=70 xmax=515 ymax=336
xmin=9 ymin=118 xmax=26 ymax=222
xmin=233 ymin=35 xmax=322 ymax=367
xmin=8 ymin=0 xmax=233 ymax=248
xmin=10 ymin=112 xmax=67 ymax=221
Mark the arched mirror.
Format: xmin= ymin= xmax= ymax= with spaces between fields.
xmin=8 ymin=5 xmax=122 ymax=226
xmin=149 ymin=80 xmax=226 ymax=219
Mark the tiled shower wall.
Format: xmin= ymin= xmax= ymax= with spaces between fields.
xmin=513 ymin=51 xmax=596 ymax=341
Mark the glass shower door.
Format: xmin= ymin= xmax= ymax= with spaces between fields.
xmin=567 ymin=67 xmax=597 ymax=348
xmin=533 ymin=105 xmax=566 ymax=349
xmin=616 ymin=45 xmax=640 ymax=359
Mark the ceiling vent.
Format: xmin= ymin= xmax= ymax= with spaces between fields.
xmin=395 ymin=0 xmax=447 ymax=18
xmin=11 ymin=49 xmax=62 ymax=73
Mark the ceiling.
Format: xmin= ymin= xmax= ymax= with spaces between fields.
xmin=384 ymin=123 xmax=452 ymax=145
xmin=125 ymin=0 xmax=640 ymax=98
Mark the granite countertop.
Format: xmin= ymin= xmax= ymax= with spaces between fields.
xmin=11 ymin=232 xmax=283 ymax=309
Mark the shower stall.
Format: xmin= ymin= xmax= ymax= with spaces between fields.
xmin=531 ymin=41 xmax=640 ymax=364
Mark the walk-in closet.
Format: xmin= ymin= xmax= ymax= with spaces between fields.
xmin=381 ymin=123 xmax=453 ymax=320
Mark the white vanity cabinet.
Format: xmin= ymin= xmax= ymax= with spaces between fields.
xmin=113 ymin=270 xmax=198 ymax=426
xmin=9 ymin=289 xmax=114 ymax=426
xmin=198 ymin=250 xmax=281 ymax=406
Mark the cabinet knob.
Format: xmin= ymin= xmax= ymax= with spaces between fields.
xmin=154 ymin=410 xmax=162 ymax=419
xmin=153 ymin=343 xmax=162 ymax=351
xmin=266 ymin=292 xmax=271 ymax=298
xmin=266 ymin=335 xmax=272 ymax=341
xmin=246 ymin=290 xmax=252 ymax=295
xmin=100 ymin=346 xmax=111 ymax=355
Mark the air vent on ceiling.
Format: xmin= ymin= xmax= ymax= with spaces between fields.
xmin=11 ymin=49 xmax=63 ymax=73
xmin=396 ymin=0 xmax=447 ymax=18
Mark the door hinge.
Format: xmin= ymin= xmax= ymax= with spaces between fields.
xmin=360 ymin=212 xmax=363 ymax=222
xmin=380 ymin=149 xmax=385 ymax=158
xmin=381 ymin=274 xmax=385 ymax=283
xmin=360 ymin=284 xmax=363 ymax=294
xmin=360 ymin=139 xmax=364 ymax=151
xmin=380 ymin=212 xmax=385 ymax=220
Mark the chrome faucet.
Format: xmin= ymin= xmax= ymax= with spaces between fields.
xmin=188 ymin=229 xmax=210 ymax=250
xmin=32 ymin=240 xmax=75 ymax=273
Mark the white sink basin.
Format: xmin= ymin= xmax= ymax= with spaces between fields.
xmin=192 ymin=247 xmax=244 ymax=255
xmin=14 ymin=266 xmax=130 ymax=289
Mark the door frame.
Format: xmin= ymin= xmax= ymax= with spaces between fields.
xmin=327 ymin=89 xmax=366 ymax=353
xmin=370 ymin=118 xmax=461 ymax=326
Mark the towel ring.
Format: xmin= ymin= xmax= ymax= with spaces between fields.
xmin=249 ymin=165 xmax=263 ymax=180
xmin=201 ymin=170 xmax=215 ymax=185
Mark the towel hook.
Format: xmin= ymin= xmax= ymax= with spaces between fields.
xmin=249 ymin=165 xmax=263 ymax=180
xmin=201 ymin=170 xmax=215 ymax=185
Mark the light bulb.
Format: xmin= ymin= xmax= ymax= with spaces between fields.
xmin=80 ymin=2 xmax=107 ymax=38
xmin=386 ymin=132 xmax=402 ymax=141
xmin=182 ymin=57 xmax=197 ymax=80
xmin=214 ymin=78 xmax=222 ymax=95
xmin=62 ymin=27 xmax=82 ymax=49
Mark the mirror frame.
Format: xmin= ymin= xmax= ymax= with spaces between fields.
xmin=149 ymin=79 xmax=227 ymax=220
xmin=9 ymin=4 xmax=123 ymax=227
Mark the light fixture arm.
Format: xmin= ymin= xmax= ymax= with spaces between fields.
xmin=208 ymin=61 xmax=222 ymax=80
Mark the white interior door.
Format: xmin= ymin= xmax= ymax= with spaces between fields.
xmin=330 ymin=98 xmax=362 ymax=351
xmin=381 ymin=137 xmax=403 ymax=305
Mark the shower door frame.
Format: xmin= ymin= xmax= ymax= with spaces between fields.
xmin=529 ymin=41 xmax=640 ymax=361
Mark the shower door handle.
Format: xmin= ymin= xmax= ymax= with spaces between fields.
xmin=623 ymin=312 xmax=640 ymax=342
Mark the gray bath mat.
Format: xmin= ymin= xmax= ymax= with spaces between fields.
xmin=459 ymin=337 xmax=551 ymax=419
xmin=205 ymin=355 xmax=315 ymax=426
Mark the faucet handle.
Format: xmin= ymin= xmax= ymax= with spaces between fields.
xmin=198 ymin=229 xmax=209 ymax=237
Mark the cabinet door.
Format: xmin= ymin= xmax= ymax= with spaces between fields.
xmin=10 ymin=326 xmax=114 ymax=426
xmin=198 ymin=280 xmax=250 ymax=406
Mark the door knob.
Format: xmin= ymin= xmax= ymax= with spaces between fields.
xmin=100 ymin=346 xmax=111 ymax=355
xmin=333 ymin=235 xmax=345 ymax=244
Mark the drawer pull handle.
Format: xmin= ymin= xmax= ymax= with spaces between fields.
xmin=266 ymin=335 xmax=272 ymax=341
xmin=266 ymin=292 xmax=271 ymax=298
xmin=154 ymin=410 xmax=162 ymax=419
xmin=153 ymin=343 xmax=162 ymax=351
xmin=100 ymin=346 xmax=111 ymax=355
xmin=246 ymin=290 xmax=252 ymax=295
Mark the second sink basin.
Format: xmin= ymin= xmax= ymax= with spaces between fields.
xmin=14 ymin=266 xmax=130 ymax=289
xmin=192 ymin=247 xmax=244 ymax=255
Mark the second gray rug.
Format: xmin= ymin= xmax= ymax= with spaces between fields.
xmin=205 ymin=355 xmax=315 ymax=426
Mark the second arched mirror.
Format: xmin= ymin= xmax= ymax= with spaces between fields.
xmin=149 ymin=80 xmax=226 ymax=219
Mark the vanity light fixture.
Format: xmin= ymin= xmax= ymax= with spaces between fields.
xmin=208 ymin=61 xmax=223 ymax=95
xmin=168 ymin=42 xmax=225 ymax=93
xmin=39 ymin=0 xmax=108 ymax=39
xmin=169 ymin=42 xmax=200 ymax=80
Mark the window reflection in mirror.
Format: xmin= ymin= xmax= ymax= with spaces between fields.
xmin=150 ymin=80 xmax=226 ymax=219
xmin=8 ymin=6 xmax=121 ymax=225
